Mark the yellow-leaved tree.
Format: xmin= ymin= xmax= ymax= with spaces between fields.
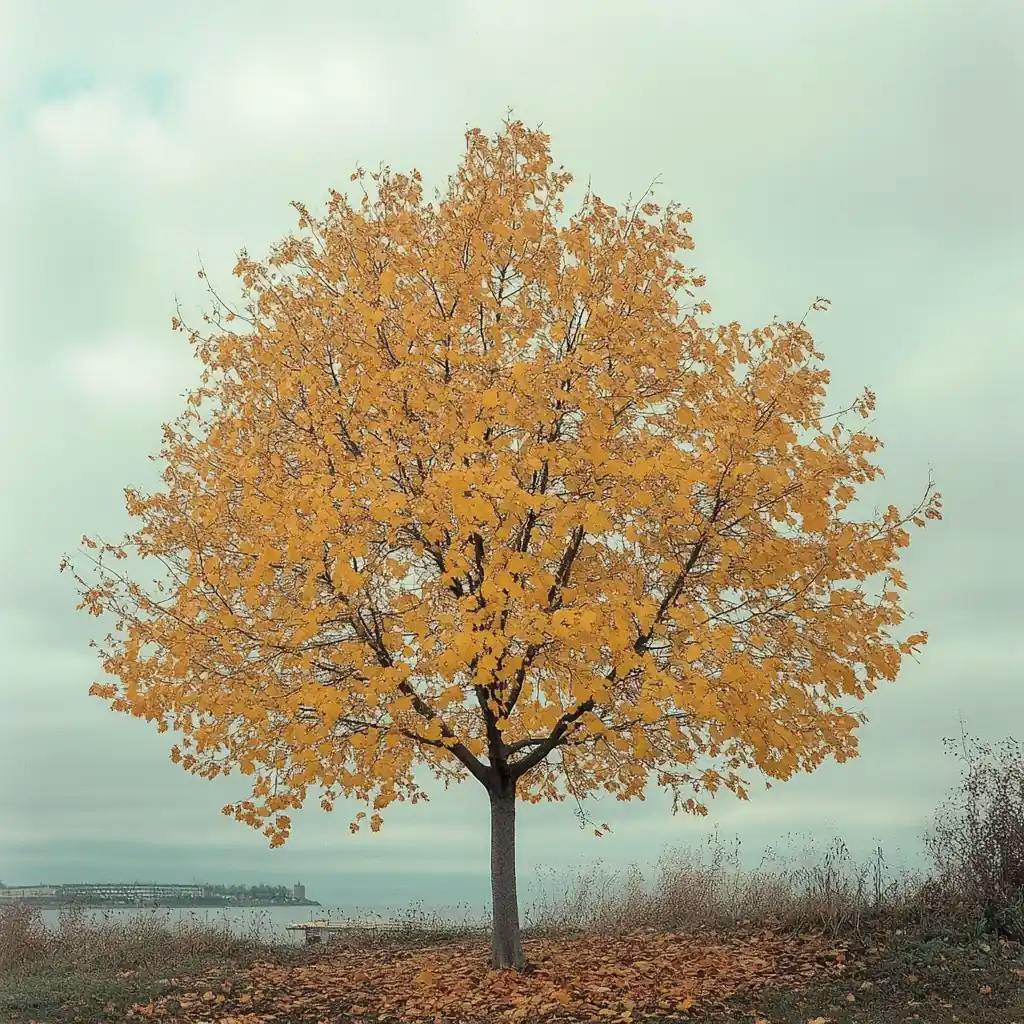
xmin=67 ymin=121 xmax=940 ymax=969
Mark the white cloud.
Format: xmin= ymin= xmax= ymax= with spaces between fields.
xmin=57 ymin=334 xmax=195 ymax=404
xmin=180 ymin=49 xmax=381 ymax=139
xmin=32 ymin=88 xmax=196 ymax=184
xmin=27 ymin=43 xmax=401 ymax=210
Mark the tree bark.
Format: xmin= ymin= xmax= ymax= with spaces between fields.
xmin=489 ymin=787 xmax=526 ymax=970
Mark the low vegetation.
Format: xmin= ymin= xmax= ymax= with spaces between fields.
xmin=927 ymin=736 xmax=1024 ymax=943
xmin=0 ymin=902 xmax=279 ymax=973
xmin=527 ymin=836 xmax=925 ymax=940
xmin=0 ymin=903 xmax=276 ymax=1023
xmin=3 ymin=738 xmax=1022 ymax=1023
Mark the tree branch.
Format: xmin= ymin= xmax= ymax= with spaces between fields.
xmin=509 ymin=698 xmax=595 ymax=779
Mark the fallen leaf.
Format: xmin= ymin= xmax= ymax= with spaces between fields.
xmin=128 ymin=929 xmax=848 ymax=1024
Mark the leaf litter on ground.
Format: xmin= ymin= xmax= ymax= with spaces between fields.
xmin=126 ymin=927 xmax=848 ymax=1023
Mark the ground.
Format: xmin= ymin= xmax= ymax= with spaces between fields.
xmin=711 ymin=931 xmax=1024 ymax=1024
xmin=1 ymin=928 xmax=1020 ymax=1024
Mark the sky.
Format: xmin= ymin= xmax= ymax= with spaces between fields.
xmin=2 ymin=0 xmax=1022 ymax=913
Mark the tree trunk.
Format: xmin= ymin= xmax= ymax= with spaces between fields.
xmin=489 ymin=788 xmax=526 ymax=970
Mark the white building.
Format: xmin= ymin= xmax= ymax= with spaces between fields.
xmin=0 ymin=886 xmax=59 ymax=899
xmin=59 ymin=883 xmax=205 ymax=901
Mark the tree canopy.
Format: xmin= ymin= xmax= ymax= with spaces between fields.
xmin=70 ymin=121 xmax=940 ymax=851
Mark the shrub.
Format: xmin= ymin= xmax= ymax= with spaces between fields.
xmin=926 ymin=735 xmax=1024 ymax=940
xmin=0 ymin=903 xmax=50 ymax=970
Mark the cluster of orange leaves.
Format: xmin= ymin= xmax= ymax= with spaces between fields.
xmin=127 ymin=929 xmax=847 ymax=1024
xmin=72 ymin=119 xmax=940 ymax=844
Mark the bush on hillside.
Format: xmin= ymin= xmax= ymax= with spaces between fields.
xmin=927 ymin=735 xmax=1024 ymax=940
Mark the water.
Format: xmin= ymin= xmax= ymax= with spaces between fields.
xmin=37 ymin=904 xmax=371 ymax=944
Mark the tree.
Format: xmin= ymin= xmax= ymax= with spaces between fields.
xmin=66 ymin=121 xmax=940 ymax=970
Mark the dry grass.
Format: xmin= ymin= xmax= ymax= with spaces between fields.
xmin=0 ymin=903 xmax=280 ymax=1023
xmin=0 ymin=901 xmax=271 ymax=973
xmin=321 ymin=900 xmax=489 ymax=944
xmin=527 ymin=834 xmax=939 ymax=939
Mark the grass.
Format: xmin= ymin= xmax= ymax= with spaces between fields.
xmin=0 ymin=903 xmax=282 ymax=1024
xmin=711 ymin=930 xmax=1024 ymax=1024
xmin=0 ymin=902 xmax=484 ymax=1023
xmin=525 ymin=835 xmax=936 ymax=939
xmin=1 ymin=954 xmax=249 ymax=1024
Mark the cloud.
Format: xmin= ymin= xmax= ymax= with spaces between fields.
xmin=179 ymin=49 xmax=381 ymax=140
xmin=56 ymin=333 xmax=194 ymax=404
xmin=31 ymin=88 xmax=196 ymax=184
xmin=25 ymin=41 xmax=404 ymax=213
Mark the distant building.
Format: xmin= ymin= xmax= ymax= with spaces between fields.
xmin=0 ymin=881 xmax=308 ymax=905
xmin=59 ymin=883 xmax=205 ymax=902
xmin=0 ymin=886 xmax=59 ymax=900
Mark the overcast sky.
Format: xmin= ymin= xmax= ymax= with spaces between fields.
xmin=2 ymin=1 xmax=1022 ymax=912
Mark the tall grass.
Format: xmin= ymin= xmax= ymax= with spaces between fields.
xmin=526 ymin=834 xmax=930 ymax=939
xmin=0 ymin=902 xmax=272 ymax=973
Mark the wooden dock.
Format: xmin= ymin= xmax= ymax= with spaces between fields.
xmin=286 ymin=920 xmax=422 ymax=945
xmin=286 ymin=919 xmax=486 ymax=946
xmin=287 ymin=920 xmax=353 ymax=945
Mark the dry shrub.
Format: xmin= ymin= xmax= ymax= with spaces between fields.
xmin=527 ymin=833 xmax=924 ymax=939
xmin=0 ymin=903 xmax=51 ymax=970
xmin=0 ymin=903 xmax=271 ymax=974
xmin=318 ymin=902 xmax=488 ymax=949
xmin=927 ymin=735 xmax=1024 ymax=940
